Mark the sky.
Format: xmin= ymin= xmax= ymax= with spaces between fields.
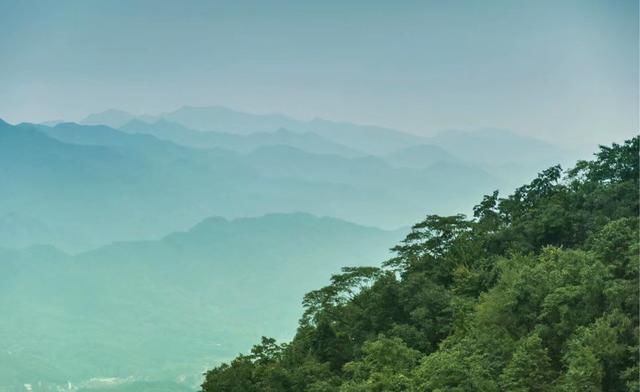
xmin=0 ymin=0 xmax=637 ymax=146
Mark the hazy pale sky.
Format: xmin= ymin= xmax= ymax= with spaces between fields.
xmin=0 ymin=0 xmax=637 ymax=145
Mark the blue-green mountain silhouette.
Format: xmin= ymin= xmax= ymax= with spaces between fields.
xmin=2 ymin=120 xmax=510 ymax=251
xmin=0 ymin=213 xmax=403 ymax=390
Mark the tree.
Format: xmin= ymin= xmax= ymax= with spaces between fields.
xmin=499 ymin=333 xmax=555 ymax=392
xmin=340 ymin=336 xmax=420 ymax=392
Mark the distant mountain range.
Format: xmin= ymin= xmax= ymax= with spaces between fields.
xmin=0 ymin=107 xmax=578 ymax=391
xmin=0 ymin=117 xmax=554 ymax=252
xmin=82 ymin=106 xmax=427 ymax=155
xmin=119 ymin=119 xmax=364 ymax=157
xmin=82 ymin=106 xmax=571 ymax=165
xmin=0 ymin=213 xmax=403 ymax=390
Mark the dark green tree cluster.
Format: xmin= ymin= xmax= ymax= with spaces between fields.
xmin=201 ymin=138 xmax=639 ymax=392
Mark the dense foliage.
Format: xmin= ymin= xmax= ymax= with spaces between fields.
xmin=201 ymin=138 xmax=639 ymax=392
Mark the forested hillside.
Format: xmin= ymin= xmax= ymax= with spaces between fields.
xmin=201 ymin=137 xmax=639 ymax=391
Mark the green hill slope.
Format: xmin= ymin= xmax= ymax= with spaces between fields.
xmin=201 ymin=137 xmax=639 ymax=391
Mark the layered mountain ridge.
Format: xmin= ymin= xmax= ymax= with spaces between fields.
xmin=2 ymin=113 xmax=565 ymax=252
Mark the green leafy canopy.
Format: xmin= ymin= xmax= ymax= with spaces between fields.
xmin=201 ymin=137 xmax=639 ymax=392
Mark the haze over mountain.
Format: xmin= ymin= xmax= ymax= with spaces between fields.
xmin=119 ymin=119 xmax=363 ymax=157
xmin=0 ymin=111 xmax=623 ymax=392
xmin=384 ymin=144 xmax=457 ymax=169
xmin=0 ymin=108 xmax=577 ymax=392
xmin=1 ymin=1 xmax=635 ymax=391
xmin=426 ymin=128 xmax=564 ymax=166
xmin=82 ymin=109 xmax=140 ymax=128
xmin=1 ymin=117 xmax=557 ymax=252
xmin=107 ymin=105 xmax=573 ymax=190
xmin=0 ymin=213 xmax=403 ymax=391
xmin=82 ymin=106 xmax=570 ymax=165
xmin=83 ymin=106 xmax=427 ymax=155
